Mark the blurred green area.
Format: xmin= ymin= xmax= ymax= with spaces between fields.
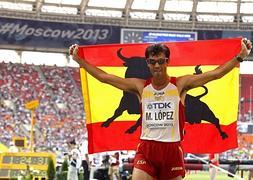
xmin=185 ymin=171 xmax=249 ymax=180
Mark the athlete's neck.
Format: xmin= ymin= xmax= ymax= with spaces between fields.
xmin=151 ymin=75 xmax=170 ymax=90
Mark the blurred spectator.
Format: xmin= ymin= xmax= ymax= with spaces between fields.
xmin=8 ymin=141 xmax=18 ymax=153
xmin=109 ymin=152 xmax=120 ymax=180
xmin=54 ymin=147 xmax=64 ymax=174
xmin=67 ymin=139 xmax=81 ymax=180
xmin=79 ymin=137 xmax=90 ymax=180
xmin=209 ymin=153 xmax=219 ymax=180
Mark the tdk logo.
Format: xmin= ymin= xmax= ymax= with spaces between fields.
xmin=147 ymin=102 xmax=171 ymax=110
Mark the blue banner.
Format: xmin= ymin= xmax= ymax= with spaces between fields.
xmin=121 ymin=28 xmax=197 ymax=43
xmin=142 ymin=31 xmax=196 ymax=42
xmin=197 ymin=29 xmax=253 ymax=42
xmin=0 ymin=17 xmax=120 ymax=50
xmin=222 ymin=30 xmax=251 ymax=41
xmin=197 ymin=30 xmax=223 ymax=40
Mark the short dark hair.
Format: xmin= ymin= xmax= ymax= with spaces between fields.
xmin=145 ymin=43 xmax=170 ymax=59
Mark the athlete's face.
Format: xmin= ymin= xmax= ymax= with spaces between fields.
xmin=146 ymin=53 xmax=168 ymax=78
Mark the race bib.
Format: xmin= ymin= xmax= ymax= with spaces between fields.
xmin=144 ymin=100 xmax=175 ymax=129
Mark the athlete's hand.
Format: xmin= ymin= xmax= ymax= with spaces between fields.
xmin=239 ymin=38 xmax=252 ymax=59
xmin=69 ymin=44 xmax=82 ymax=63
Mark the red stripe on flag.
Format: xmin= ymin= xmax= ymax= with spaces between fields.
xmin=87 ymin=122 xmax=141 ymax=153
xmin=87 ymin=121 xmax=237 ymax=154
xmin=78 ymin=38 xmax=241 ymax=66
xmin=183 ymin=121 xmax=238 ymax=153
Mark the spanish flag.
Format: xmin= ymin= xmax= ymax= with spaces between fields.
xmin=79 ymin=38 xmax=241 ymax=154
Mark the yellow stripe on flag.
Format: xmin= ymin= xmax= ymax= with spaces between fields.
xmin=81 ymin=66 xmax=238 ymax=126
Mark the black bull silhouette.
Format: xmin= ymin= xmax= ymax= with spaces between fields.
xmin=101 ymin=48 xmax=228 ymax=139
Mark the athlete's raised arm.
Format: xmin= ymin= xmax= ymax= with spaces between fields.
xmin=69 ymin=44 xmax=145 ymax=99
xmin=177 ymin=38 xmax=252 ymax=97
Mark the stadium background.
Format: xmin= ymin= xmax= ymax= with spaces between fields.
xmin=0 ymin=0 xmax=253 ymax=179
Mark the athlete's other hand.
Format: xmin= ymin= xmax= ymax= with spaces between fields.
xmin=239 ymin=38 xmax=252 ymax=59
xmin=69 ymin=44 xmax=81 ymax=63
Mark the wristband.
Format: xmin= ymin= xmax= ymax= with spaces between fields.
xmin=236 ymin=55 xmax=244 ymax=62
